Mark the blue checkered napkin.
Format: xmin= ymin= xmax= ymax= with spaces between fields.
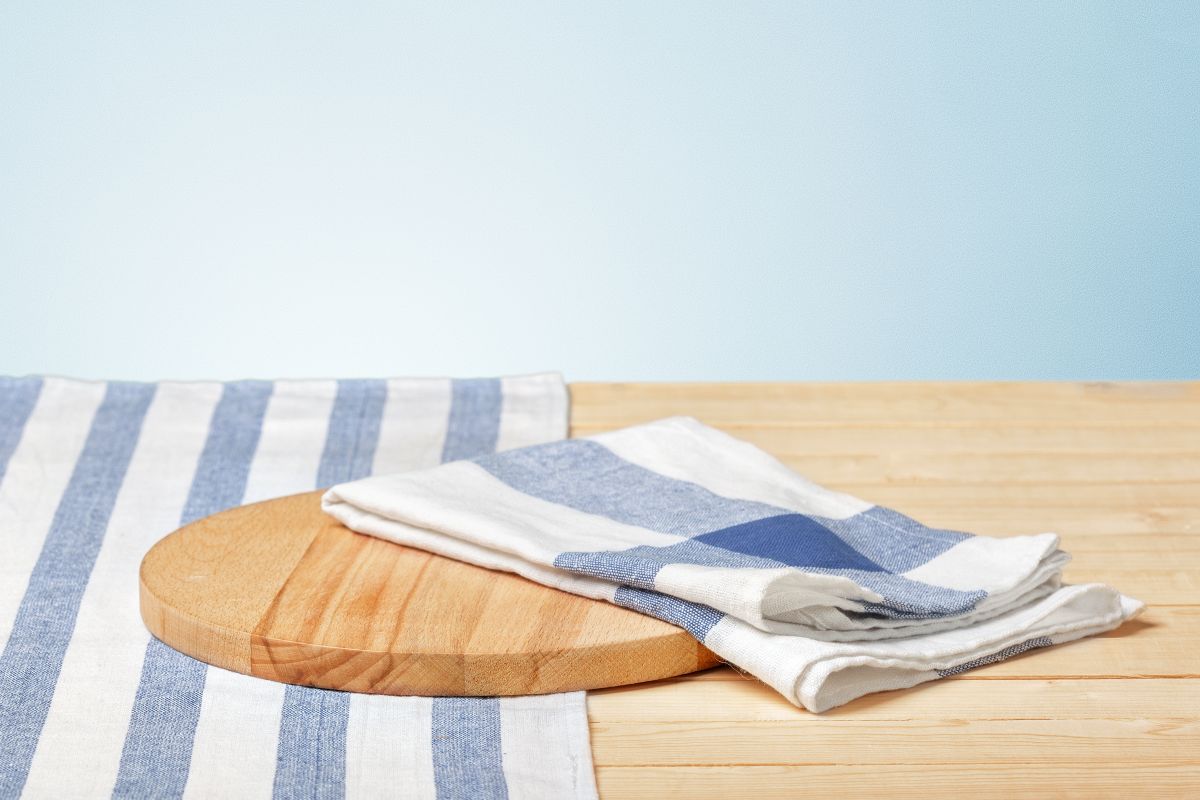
xmin=324 ymin=416 xmax=1143 ymax=713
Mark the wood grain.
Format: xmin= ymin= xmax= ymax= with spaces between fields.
xmin=139 ymin=490 xmax=718 ymax=696
xmin=571 ymin=382 xmax=1200 ymax=800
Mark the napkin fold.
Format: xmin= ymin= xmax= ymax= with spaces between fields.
xmin=324 ymin=415 xmax=1143 ymax=713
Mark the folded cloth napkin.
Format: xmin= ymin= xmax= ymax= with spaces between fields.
xmin=324 ymin=415 xmax=1144 ymax=713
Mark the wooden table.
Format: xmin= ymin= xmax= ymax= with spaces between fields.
xmin=570 ymin=383 xmax=1199 ymax=799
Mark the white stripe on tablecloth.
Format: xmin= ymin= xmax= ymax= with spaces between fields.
xmin=496 ymin=373 xmax=569 ymax=453
xmin=22 ymin=382 xmax=222 ymax=798
xmin=370 ymin=377 xmax=453 ymax=475
xmin=0 ymin=378 xmax=106 ymax=648
xmin=186 ymin=672 xmax=286 ymax=800
xmin=499 ymin=693 xmax=598 ymax=800
xmin=345 ymin=695 xmax=437 ymax=800
xmin=183 ymin=380 xmax=338 ymax=800
xmin=243 ymin=380 xmax=339 ymax=504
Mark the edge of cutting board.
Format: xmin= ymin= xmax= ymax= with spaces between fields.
xmin=139 ymin=490 xmax=720 ymax=696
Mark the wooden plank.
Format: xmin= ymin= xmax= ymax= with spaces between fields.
xmin=571 ymin=422 xmax=1200 ymax=453
xmin=588 ymin=678 xmax=1200 ymax=724
xmin=855 ymin=507 xmax=1198 ymax=536
xmin=811 ymin=481 xmax=1200 ymax=507
xmin=570 ymin=381 xmax=1200 ymax=425
xmin=1063 ymin=566 xmax=1198 ymax=605
xmin=1056 ymin=534 xmax=1199 ymax=554
xmin=593 ymin=764 xmax=1200 ymax=800
xmin=589 ymin=717 xmax=1199 ymax=766
xmin=735 ymin=452 xmax=1200 ymax=484
xmin=571 ymin=427 xmax=1200 ymax=482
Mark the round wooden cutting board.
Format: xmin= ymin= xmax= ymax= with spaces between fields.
xmin=139 ymin=490 xmax=719 ymax=696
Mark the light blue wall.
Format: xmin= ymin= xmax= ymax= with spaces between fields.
xmin=2 ymin=2 xmax=1196 ymax=381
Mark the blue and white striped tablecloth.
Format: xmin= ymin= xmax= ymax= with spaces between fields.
xmin=0 ymin=373 xmax=597 ymax=799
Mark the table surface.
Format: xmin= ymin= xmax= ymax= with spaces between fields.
xmin=569 ymin=382 xmax=1199 ymax=799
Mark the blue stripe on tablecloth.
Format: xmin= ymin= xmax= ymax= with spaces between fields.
xmin=113 ymin=381 xmax=273 ymax=799
xmin=315 ymin=379 xmax=387 ymax=489
xmin=441 ymin=378 xmax=502 ymax=462
xmin=273 ymin=379 xmax=386 ymax=800
xmin=0 ymin=382 xmax=155 ymax=798
xmin=434 ymin=380 xmax=510 ymax=799
xmin=430 ymin=698 xmax=508 ymax=800
xmin=0 ymin=377 xmax=43 ymax=485
xmin=274 ymin=690 xmax=353 ymax=800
